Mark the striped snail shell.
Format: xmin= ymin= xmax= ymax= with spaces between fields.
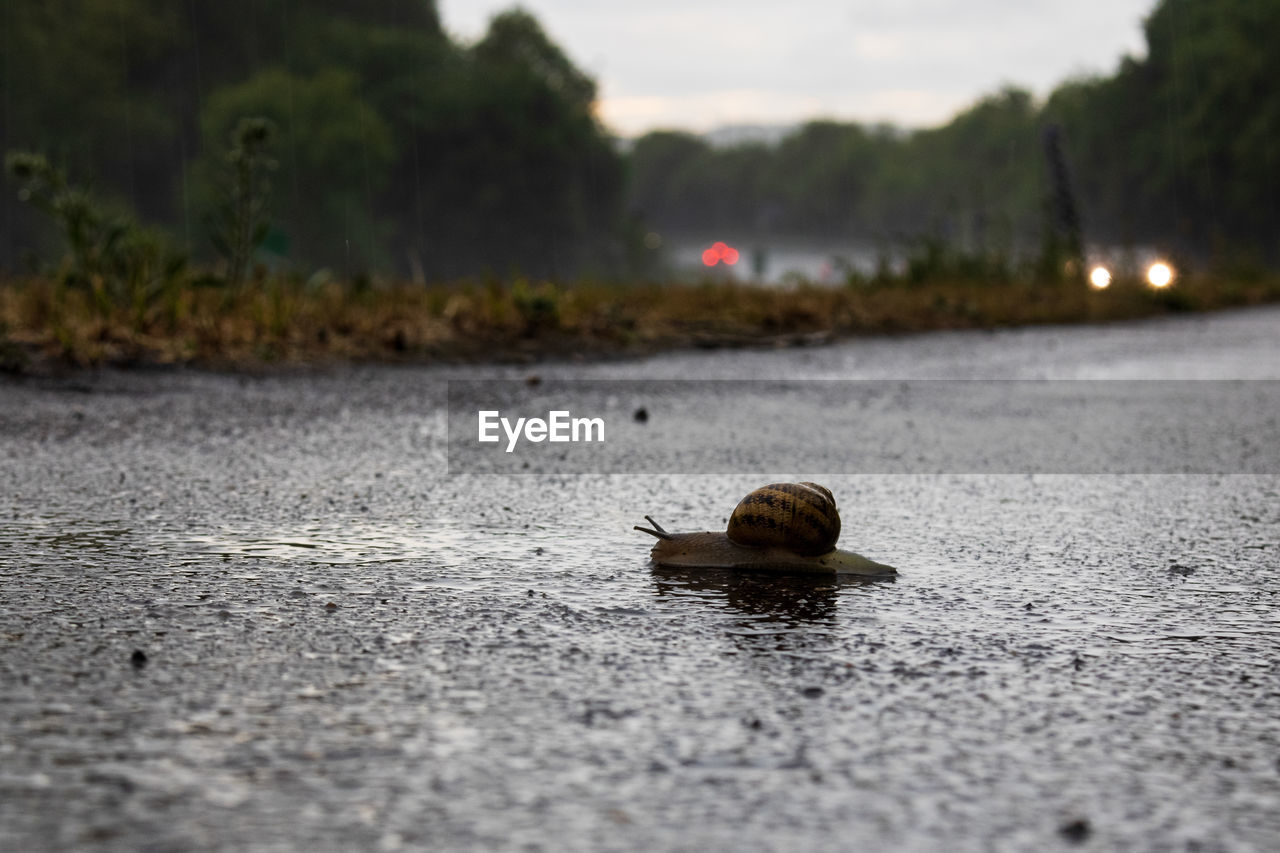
xmin=635 ymin=480 xmax=893 ymax=575
xmin=725 ymin=482 xmax=841 ymax=556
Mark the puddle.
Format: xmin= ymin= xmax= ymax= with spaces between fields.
xmin=175 ymin=520 xmax=452 ymax=566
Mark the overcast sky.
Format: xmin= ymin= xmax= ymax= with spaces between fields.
xmin=439 ymin=0 xmax=1156 ymax=136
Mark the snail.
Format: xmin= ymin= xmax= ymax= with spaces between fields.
xmin=635 ymin=482 xmax=896 ymax=576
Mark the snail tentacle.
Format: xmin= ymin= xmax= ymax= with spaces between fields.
xmin=634 ymin=517 xmax=672 ymax=540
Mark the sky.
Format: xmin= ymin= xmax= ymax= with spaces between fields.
xmin=439 ymin=0 xmax=1156 ymax=137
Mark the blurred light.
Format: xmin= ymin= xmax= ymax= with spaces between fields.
xmin=1089 ymin=266 xmax=1112 ymax=289
xmin=1147 ymin=262 xmax=1173 ymax=288
xmin=702 ymin=241 xmax=740 ymax=267
xmin=644 ymin=231 xmax=662 ymax=250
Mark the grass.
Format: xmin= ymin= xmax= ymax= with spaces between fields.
xmin=1 ymin=270 xmax=1278 ymax=372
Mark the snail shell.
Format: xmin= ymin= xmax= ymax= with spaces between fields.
xmin=635 ymin=482 xmax=894 ymax=576
xmin=726 ymin=482 xmax=840 ymax=556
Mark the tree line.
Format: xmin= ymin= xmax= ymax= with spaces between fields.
xmin=631 ymin=0 xmax=1280 ymax=270
xmin=1 ymin=0 xmax=627 ymax=279
xmin=2 ymin=0 xmax=1277 ymax=280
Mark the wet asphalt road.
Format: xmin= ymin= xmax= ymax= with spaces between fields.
xmin=2 ymin=307 xmax=1279 ymax=852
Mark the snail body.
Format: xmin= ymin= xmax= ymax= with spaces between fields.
xmin=636 ymin=482 xmax=896 ymax=576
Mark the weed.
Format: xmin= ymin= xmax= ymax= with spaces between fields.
xmin=206 ymin=118 xmax=277 ymax=289
xmin=512 ymin=279 xmax=561 ymax=335
xmin=6 ymin=151 xmax=188 ymax=331
xmin=901 ymin=235 xmax=1016 ymax=285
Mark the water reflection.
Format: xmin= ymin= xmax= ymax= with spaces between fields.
xmin=651 ymin=567 xmax=891 ymax=622
xmin=3 ymin=513 xmax=134 ymax=554
xmin=162 ymin=518 xmax=478 ymax=566
xmin=651 ymin=567 xmax=896 ymax=659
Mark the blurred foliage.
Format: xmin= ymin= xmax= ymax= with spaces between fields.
xmin=3 ymin=0 xmax=1277 ymax=279
xmin=630 ymin=88 xmax=1049 ymax=261
xmin=403 ymin=9 xmax=627 ymax=278
xmin=630 ymin=0 xmax=1280 ymax=268
xmin=1045 ymin=0 xmax=1280 ymax=262
xmin=3 ymin=264 xmax=1276 ymax=370
xmin=205 ymin=118 xmax=277 ymax=288
xmin=197 ymin=69 xmax=394 ymax=271
xmin=1 ymin=0 xmax=627 ymax=279
xmin=6 ymin=151 xmax=188 ymax=329
xmin=0 ymin=321 xmax=27 ymax=374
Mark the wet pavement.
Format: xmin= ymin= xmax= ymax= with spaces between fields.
xmin=2 ymin=307 xmax=1279 ymax=852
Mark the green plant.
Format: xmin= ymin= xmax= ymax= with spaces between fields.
xmin=511 ymin=279 xmax=560 ymax=335
xmin=899 ymin=234 xmax=1016 ymax=285
xmin=206 ymin=117 xmax=277 ymax=288
xmin=6 ymin=151 xmax=188 ymax=328
xmin=114 ymin=227 xmax=189 ymax=330
xmin=7 ymin=152 xmax=128 ymax=287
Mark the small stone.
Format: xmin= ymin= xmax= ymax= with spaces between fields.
xmin=800 ymin=686 xmax=824 ymax=699
xmin=1059 ymin=818 xmax=1091 ymax=843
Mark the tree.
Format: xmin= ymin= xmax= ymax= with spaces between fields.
xmin=198 ymin=69 xmax=395 ymax=271
xmin=0 ymin=0 xmax=178 ymax=263
xmin=628 ymin=132 xmax=713 ymax=232
xmin=394 ymin=9 xmax=626 ymax=277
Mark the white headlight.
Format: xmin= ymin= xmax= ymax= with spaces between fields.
xmin=1147 ymin=262 xmax=1173 ymax=288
